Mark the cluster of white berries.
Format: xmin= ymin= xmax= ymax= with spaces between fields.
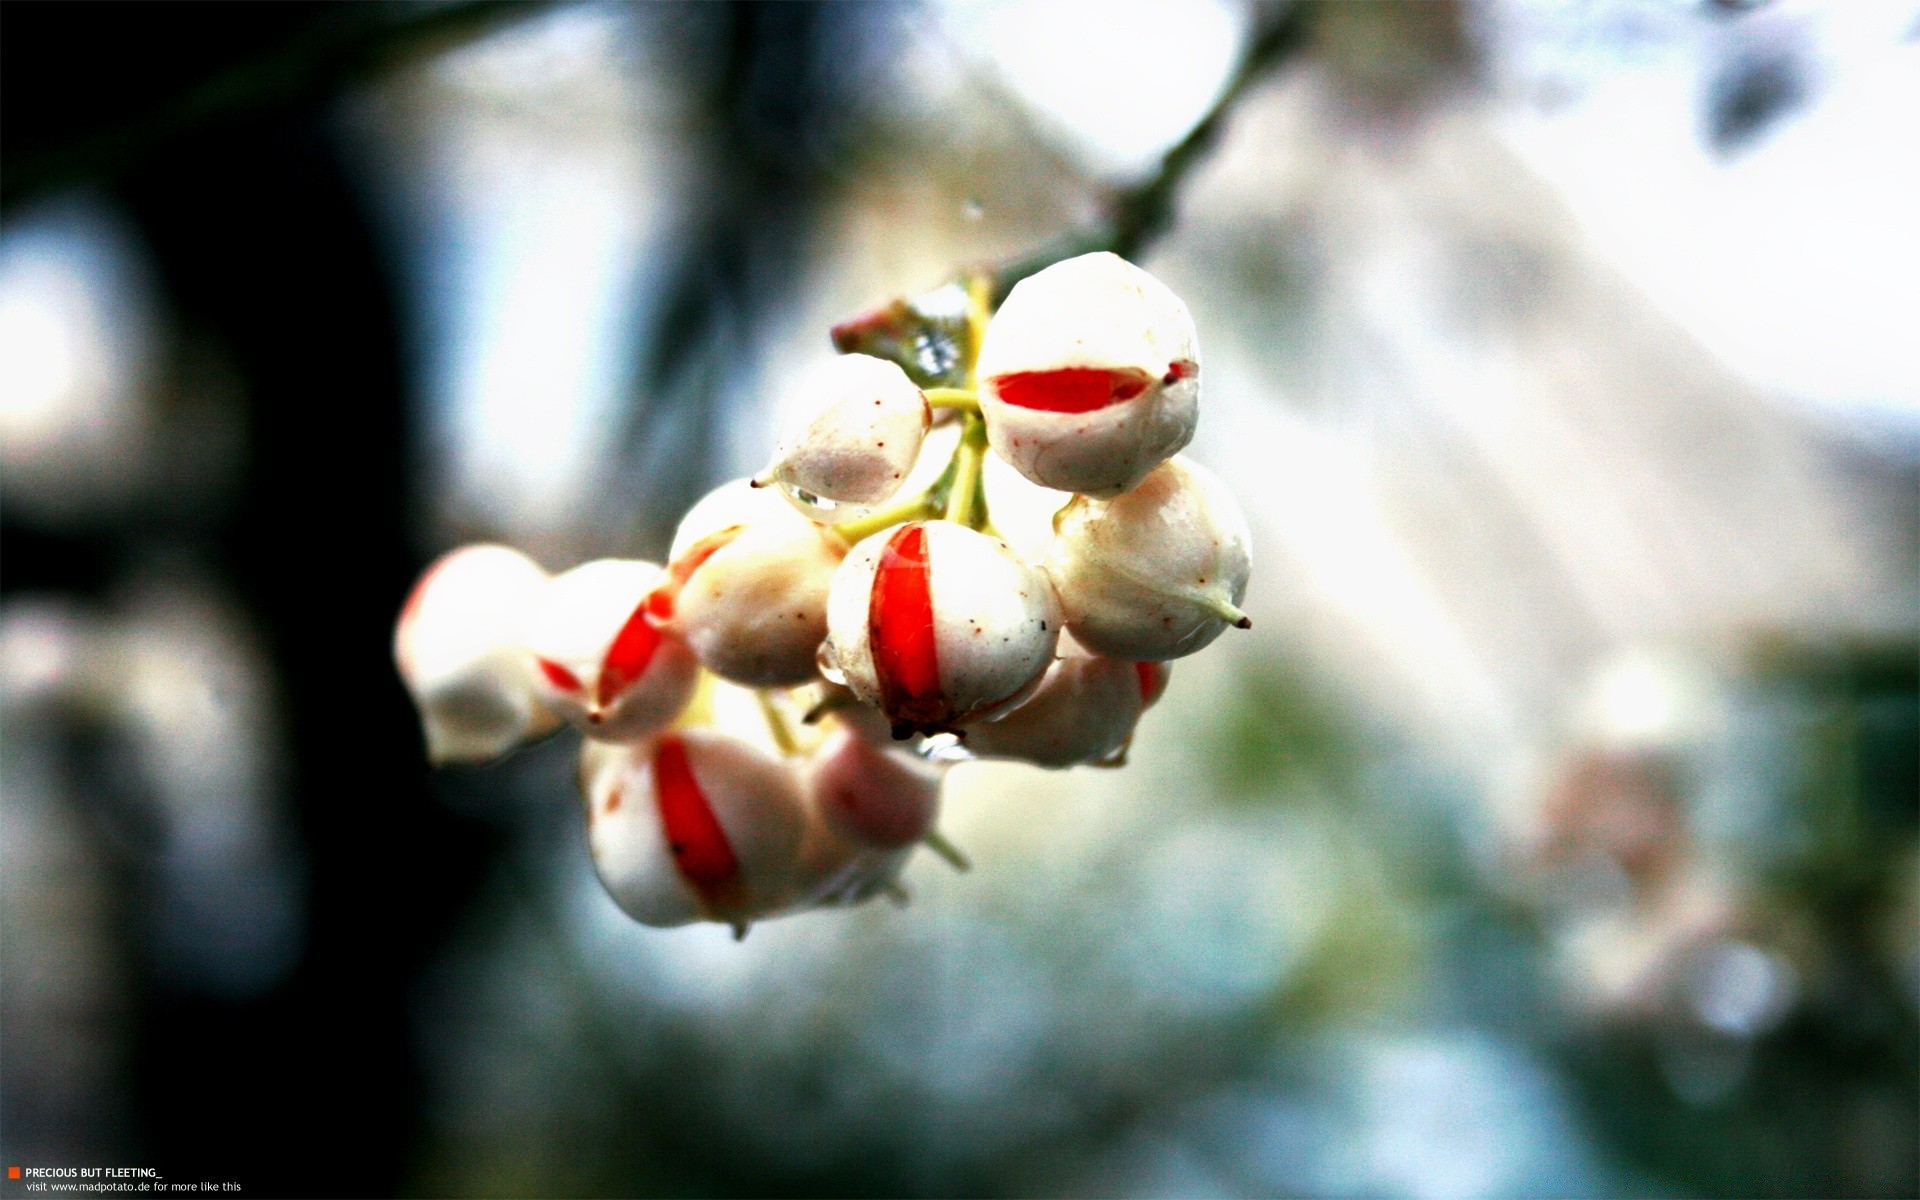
xmin=393 ymin=252 xmax=1251 ymax=937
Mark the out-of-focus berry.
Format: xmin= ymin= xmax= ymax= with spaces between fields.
xmin=394 ymin=544 xmax=556 ymax=764
xmin=960 ymin=636 xmax=1169 ymax=768
xmin=756 ymin=354 xmax=931 ymax=515
xmin=1047 ymin=455 xmax=1250 ymax=661
xmin=785 ymin=727 xmax=942 ymax=909
xmin=977 ymin=252 xmax=1199 ymax=497
xmin=581 ymin=729 xmax=806 ymax=932
xmin=523 ymin=559 xmax=699 ymax=742
xmin=808 ymin=726 xmax=942 ymax=848
xmin=821 ymin=520 xmax=1061 ymax=736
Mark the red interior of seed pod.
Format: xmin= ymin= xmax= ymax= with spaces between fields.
xmin=596 ymin=607 xmax=664 ymax=708
xmin=870 ymin=524 xmax=945 ymax=727
xmin=652 ymin=735 xmax=742 ymax=909
xmin=990 ymin=366 xmax=1156 ymax=414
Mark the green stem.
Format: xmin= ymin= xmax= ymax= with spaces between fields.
xmin=831 ymin=414 xmax=975 ymax=542
xmin=832 ymin=491 xmax=940 ymax=544
xmin=754 ymin=689 xmax=801 ymax=757
xmin=924 ymin=387 xmax=980 ymax=413
xmin=943 ymin=413 xmax=989 ymax=529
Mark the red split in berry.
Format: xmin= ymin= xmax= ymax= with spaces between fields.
xmin=597 ymin=606 xmax=664 ymax=708
xmin=870 ymin=524 xmax=944 ymax=729
xmin=1134 ymin=661 xmax=1169 ymax=707
xmin=652 ymin=735 xmax=742 ymax=909
xmin=992 ymin=366 xmax=1155 ymax=414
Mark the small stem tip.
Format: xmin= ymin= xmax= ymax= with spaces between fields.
xmin=1200 ymin=592 xmax=1252 ymax=629
xmin=922 ymin=829 xmax=972 ymax=872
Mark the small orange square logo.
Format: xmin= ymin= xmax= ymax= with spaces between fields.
xmin=8 ymin=1167 xmax=20 ymax=1179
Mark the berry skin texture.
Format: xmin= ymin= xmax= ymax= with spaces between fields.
xmin=821 ymin=520 xmax=1062 ymax=736
xmin=977 ymin=252 xmax=1199 ymax=498
xmin=581 ymin=729 xmax=806 ymax=930
xmin=394 ymin=544 xmax=558 ymax=765
xmin=960 ymin=636 xmax=1167 ymax=769
xmin=1046 ymin=455 xmax=1251 ymax=662
xmin=523 ymin=559 xmax=700 ymax=742
xmin=756 ymin=353 xmax=931 ymax=512
xmin=649 ymin=517 xmax=847 ymax=688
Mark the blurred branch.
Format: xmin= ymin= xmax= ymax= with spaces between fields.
xmin=989 ymin=0 xmax=1311 ymax=302
xmin=1 ymin=1 xmax=549 ymax=210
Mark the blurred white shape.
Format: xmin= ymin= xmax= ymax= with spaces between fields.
xmin=0 ymin=599 xmax=97 ymax=708
xmin=1495 ymin=0 xmax=1920 ymax=439
xmin=0 ymin=201 xmax=160 ymax=520
xmin=0 ymin=270 xmax=79 ymax=427
xmin=942 ymin=0 xmax=1249 ymax=176
xmin=1160 ymin=53 xmax=1915 ymax=772
xmin=1194 ymin=383 xmax=1518 ymax=753
xmin=118 ymin=581 xmax=302 ymax=996
xmin=1581 ymin=649 xmax=1718 ymax=749
xmin=1687 ymin=938 xmax=1795 ymax=1038
xmin=1555 ymin=867 xmax=1739 ymax=1019
xmin=352 ymin=3 xmax=699 ymax=550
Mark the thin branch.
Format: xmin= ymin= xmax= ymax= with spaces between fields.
xmin=989 ymin=0 xmax=1311 ymax=302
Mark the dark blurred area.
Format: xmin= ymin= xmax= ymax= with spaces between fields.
xmin=2 ymin=2 xmax=1915 ymax=1198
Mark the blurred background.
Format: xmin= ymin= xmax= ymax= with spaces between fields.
xmin=2 ymin=1 xmax=1915 ymax=1196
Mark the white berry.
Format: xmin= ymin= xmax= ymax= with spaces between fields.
xmin=393 ymin=544 xmax=556 ymax=765
xmin=671 ymin=477 xmax=813 ymax=559
xmin=648 ymin=519 xmax=845 ymax=688
xmin=1046 ymin=455 xmax=1251 ymax=661
xmin=820 ymin=520 xmax=1061 ymax=736
xmin=808 ymin=726 xmax=942 ymax=848
xmin=756 ymin=353 xmax=931 ymax=513
xmin=977 ymin=252 xmax=1199 ymax=498
xmin=786 ymin=727 xmax=941 ymax=909
xmin=581 ymin=729 xmax=806 ymax=931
